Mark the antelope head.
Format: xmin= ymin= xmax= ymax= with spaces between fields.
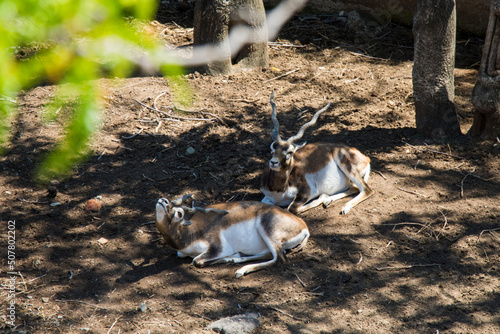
xmin=156 ymin=194 xmax=229 ymax=227
xmin=268 ymin=91 xmax=331 ymax=172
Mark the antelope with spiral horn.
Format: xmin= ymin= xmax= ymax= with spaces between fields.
xmin=155 ymin=195 xmax=310 ymax=278
xmin=260 ymin=92 xmax=374 ymax=214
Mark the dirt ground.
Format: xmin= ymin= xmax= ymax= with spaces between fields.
xmin=1 ymin=5 xmax=500 ymax=334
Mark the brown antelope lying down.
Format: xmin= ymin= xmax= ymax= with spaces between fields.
xmin=155 ymin=195 xmax=310 ymax=278
xmin=260 ymin=92 xmax=374 ymax=215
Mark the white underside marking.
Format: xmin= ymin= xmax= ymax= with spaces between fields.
xmin=306 ymin=159 xmax=351 ymax=200
xmin=178 ymin=240 xmax=209 ymax=258
xmin=361 ymin=163 xmax=371 ymax=182
xmin=178 ymin=217 xmax=308 ymax=266
xmin=219 ymin=218 xmax=268 ymax=256
xmin=262 ymin=160 xmax=352 ymax=208
xmin=282 ymin=228 xmax=309 ymax=250
xmin=261 ymin=186 xmax=298 ymax=206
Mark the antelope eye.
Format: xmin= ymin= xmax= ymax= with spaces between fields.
xmin=175 ymin=211 xmax=184 ymax=219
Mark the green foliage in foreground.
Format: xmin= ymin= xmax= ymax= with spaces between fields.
xmin=0 ymin=0 xmax=188 ymax=182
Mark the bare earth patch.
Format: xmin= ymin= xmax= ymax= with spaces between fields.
xmin=1 ymin=7 xmax=499 ymax=334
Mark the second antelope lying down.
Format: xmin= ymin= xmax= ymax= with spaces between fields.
xmin=155 ymin=195 xmax=310 ymax=278
xmin=260 ymin=92 xmax=374 ymax=215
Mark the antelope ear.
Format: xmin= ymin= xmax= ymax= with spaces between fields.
xmin=293 ymin=141 xmax=307 ymax=151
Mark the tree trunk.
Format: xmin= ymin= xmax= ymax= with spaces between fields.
xmin=469 ymin=0 xmax=500 ymax=140
xmin=412 ymin=0 xmax=461 ymax=141
xmin=193 ymin=0 xmax=268 ymax=75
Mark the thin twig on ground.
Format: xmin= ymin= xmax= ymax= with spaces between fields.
xmin=123 ymin=128 xmax=144 ymax=139
xmin=134 ymin=99 xmax=219 ymax=123
xmin=106 ymin=316 xmax=122 ymax=334
xmin=397 ymin=187 xmax=430 ymax=198
xmin=153 ymin=90 xmax=168 ymax=110
xmin=296 ymin=108 xmax=309 ymax=119
xmin=375 ymin=263 xmax=441 ymax=271
xmin=13 ymin=273 xmax=47 ymax=285
xmin=269 ymin=306 xmax=305 ymax=321
xmin=356 ymin=252 xmax=363 ymax=265
xmin=172 ymin=105 xmax=225 ymax=124
xmin=477 ymin=228 xmax=500 ymax=242
xmin=268 ymin=42 xmax=306 ymax=48
xmin=263 ymin=68 xmax=299 ymax=83
xmin=348 ymin=51 xmax=388 ymax=61
xmin=228 ymin=98 xmax=261 ymax=103
xmin=155 ymin=120 xmax=163 ymax=133
xmin=435 ymin=211 xmax=448 ymax=240
xmin=192 ymin=313 xmax=211 ymax=321
xmin=295 ymin=273 xmax=307 ymax=288
xmin=403 ymin=141 xmax=465 ymax=159
xmin=372 ymin=169 xmax=387 ymax=180
xmin=55 ymin=299 xmax=108 ymax=309
xmin=18 ymin=272 xmax=28 ymax=292
xmin=17 ymin=197 xmax=49 ymax=204
xmin=460 ymin=172 xmax=471 ymax=198
xmin=380 ymin=222 xmax=437 ymax=239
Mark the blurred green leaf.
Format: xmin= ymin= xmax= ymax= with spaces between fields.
xmin=0 ymin=0 xmax=188 ymax=182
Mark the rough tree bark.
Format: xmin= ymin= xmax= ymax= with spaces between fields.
xmin=469 ymin=0 xmax=500 ymax=140
xmin=412 ymin=0 xmax=461 ymax=140
xmin=193 ymin=0 xmax=268 ymax=75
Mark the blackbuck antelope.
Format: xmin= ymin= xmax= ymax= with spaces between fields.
xmin=260 ymin=92 xmax=374 ymax=214
xmin=155 ymin=195 xmax=310 ymax=278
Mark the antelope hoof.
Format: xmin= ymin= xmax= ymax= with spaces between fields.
xmin=193 ymin=260 xmax=206 ymax=268
xmin=235 ymin=269 xmax=246 ymax=278
xmin=322 ymin=197 xmax=333 ymax=208
xmin=340 ymin=205 xmax=352 ymax=215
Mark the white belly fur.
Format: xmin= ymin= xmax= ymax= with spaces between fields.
xmin=261 ymin=186 xmax=298 ymax=206
xmin=219 ymin=218 xmax=268 ymax=256
xmin=178 ymin=240 xmax=209 ymax=258
xmin=306 ymin=159 xmax=350 ymax=199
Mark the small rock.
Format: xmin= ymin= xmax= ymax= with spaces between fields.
xmin=42 ymin=297 xmax=49 ymax=303
xmin=97 ymin=237 xmax=108 ymax=245
xmin=50 ymin=202 xmax=62 ymax=207
xmin=85 ymin=198 xmax=102 ymax=211
xmin=185 ymin=146 xmax=196 ymax=155
xmin=207 ymin=313 xmax=260 ymax=334
xmin=139 ymin=302 xmax=147 ymax=312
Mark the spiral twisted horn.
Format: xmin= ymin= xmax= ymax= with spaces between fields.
xmin=270 ymin=91 xmax=281 ymax=142
xmin=181 ymin=206 xmax=229 ymax=215
xmin=287 ymin=102 xmax=331 ymax=144
xmin=171 ymin=194 xmax=194 ymax=206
